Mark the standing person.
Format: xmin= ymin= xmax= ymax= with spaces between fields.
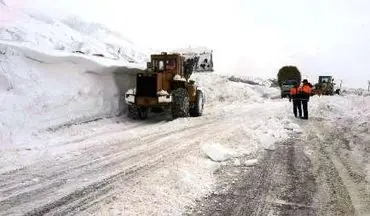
xmin=289 ymin=82 xmax=302 ymax=118
xmin=300 ymin=79 xmax=312 ymax=119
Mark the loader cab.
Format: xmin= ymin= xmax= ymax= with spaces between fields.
xmin=318 ymin=76 xmax=333 ymax=84
xmin=147 ymin=53 xmax=185 ymax=77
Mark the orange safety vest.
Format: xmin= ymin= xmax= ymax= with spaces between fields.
xmin=290 ymin=87 xmax=299 ymax=96
xmin=301 ymin=84 xmax=312 ymax=94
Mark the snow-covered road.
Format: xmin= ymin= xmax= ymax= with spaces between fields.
xmin=1 ymin=41 xmax=289 ymax=215
xmin=0 ymin=100 xmax=290 ymax=216
xmin=1 ymin=92 xmax=369 ymax=216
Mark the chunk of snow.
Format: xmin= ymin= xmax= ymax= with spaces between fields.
xmin=234 ymin=159 xmax=241 ymax=166
xmin=285 ymin=122 xmax=303 ymax=133
xmin=157 ymin=90 xmax=169 ymax=96
xmin=201 ymin=143 xmax=234 ymax=162
xmin=245 ymin=159 xmax=258 ymax=167
xmin=173 ymin=75 xmax=186 ymax=81
xmin=259 ymin=134 xmax=276 ymax=150
xmin=158 ymin=95 xmax=172 ymax=103
xmin=125 ymin=95 xmax=135 ymax=104
xmin=126 ymin=88 xmax=136 ymax=95
xmin=285 ymin=122 xmax=300 ymax=130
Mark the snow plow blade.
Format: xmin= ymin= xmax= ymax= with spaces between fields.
xmin=173 ymin=47 xmax=214 ymax=72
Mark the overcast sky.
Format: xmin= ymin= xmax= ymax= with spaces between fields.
xmin=7 ymin=0 xmax=370 ymax=88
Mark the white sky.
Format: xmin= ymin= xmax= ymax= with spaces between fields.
xmin=6 ymin=0 xmax=370 ymax=88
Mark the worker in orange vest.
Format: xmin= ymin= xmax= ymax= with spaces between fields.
xmin=289 ymin=82 xmax=302 ymax=118
xmin=300 ymin=79 xmax=312 ymax=119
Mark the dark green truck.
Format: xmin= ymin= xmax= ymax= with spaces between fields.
xmin=277 ymin=66 xmax=302 ymax=98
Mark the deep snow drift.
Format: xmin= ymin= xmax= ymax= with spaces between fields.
xmin=0 ymin=1 xmax=155 ymax=146
xmin=0 ymin=41 xmax=145 ymax=146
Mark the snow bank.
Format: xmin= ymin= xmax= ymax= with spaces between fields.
xmin=0 ymin=42 xmax=144 ymax=146
xmin=191 ymin=73 xmax=280 ymax=105
xmin=342 ymin=88 xmax=370 ymax=97
xmin=309 ymin=95 xmax=370 ymax=120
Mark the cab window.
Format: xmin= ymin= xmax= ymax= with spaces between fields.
xmin=166 ymin=59 xmax=176 ymax=70
xmin=159 ymin=60 xmax=164 ymax=71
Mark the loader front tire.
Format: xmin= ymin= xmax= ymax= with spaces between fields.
xmin=171 ymin=88 xmax=189 ymax=119
xmin=190 ymin=90 xmax=204 ymax=117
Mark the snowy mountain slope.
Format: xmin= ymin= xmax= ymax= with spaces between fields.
xmin=0 ymin=3 xmax=149 ymax=63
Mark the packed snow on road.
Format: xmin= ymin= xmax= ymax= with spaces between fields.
xmin=1 ymin=3 xmax=370 ymax=216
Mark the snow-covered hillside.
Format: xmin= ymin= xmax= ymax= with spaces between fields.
xmin=0 ymin=2 xmax=149 ymax=63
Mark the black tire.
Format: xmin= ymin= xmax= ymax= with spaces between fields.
xmin=190 ymin=90 xmax=204 ymax=117
xmin=171 ymin=88 xmax=189 ymax=119
xmin=151 ymin=107 xmax=164 ymax=113
xmin=128 ymin=105 xmax=148 ymax=120
xmin=138 ymin=107 xmax=149 ymax=119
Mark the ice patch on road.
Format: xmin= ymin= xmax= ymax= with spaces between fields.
xmin=201 ymin=143 xmax=235 ymax=162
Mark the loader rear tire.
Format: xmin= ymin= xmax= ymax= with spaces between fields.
xmin=171 ymin=88 xmax=189 ymax=119
xmin=190 ymin=90 xmax=204 ymax=117
xmin=128 ymin=105 xmax=148 ymax=120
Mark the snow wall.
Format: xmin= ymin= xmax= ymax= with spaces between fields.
xmin=0 ymin=42 xmax=144 ymax=145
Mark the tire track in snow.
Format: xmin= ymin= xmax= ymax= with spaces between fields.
xmin=187 ymin=137 xmax=317 ymax=216
xmin=26 ymin=121 xmax=239 ymax=216
xmin=0 ymin=106 xmax=255 ymax=216
xmin=308 ymin=122 xmax=370 ymax=216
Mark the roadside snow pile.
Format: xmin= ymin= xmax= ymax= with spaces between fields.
xmin=309 ymin=95 xmax=370 ymax=120
xmin=201 ymin=143 xmax=235 ymax=162
xmin=200 ymin=101 xmax=292 ymax=163
xmin=191 ymin=73 xmax=280 ymax=105
xmin=227 ymin=75 xmax=272 ymax=86
xmin=342 ymin=88 xmax=370 ymax=97
xmin=0 ymin=3 xmax=149 ymax=63
xmin=0 ymin=42 xmax=144 ymax=146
